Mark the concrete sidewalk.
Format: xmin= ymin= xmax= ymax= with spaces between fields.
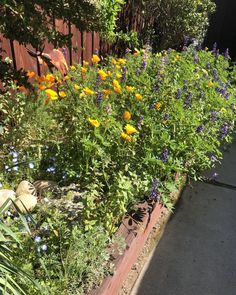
xmin=132 ymin=139 xmax=236 ymax=295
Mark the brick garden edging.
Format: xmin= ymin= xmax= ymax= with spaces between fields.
xmin=90 ymin=174 xmax=186 ymax=295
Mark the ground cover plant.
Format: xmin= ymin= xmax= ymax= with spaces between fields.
xmin=0 ymin=44 xmax=235 ymax=294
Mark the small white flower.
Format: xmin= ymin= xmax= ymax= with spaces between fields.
xmin=29 ymin=162 xmax=35 ymax=169
xmin=43 ymin=197 xmax=49 ymax=203
xmin=41 ymin=244 xmax=48 ymax=251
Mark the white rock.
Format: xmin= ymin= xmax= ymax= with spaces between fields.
xmin=15 ymin=194 xmax=37 ymax=213
xmin=0 ymin=189 xmax=16 ymax=207
xmin=16 ymin=181 xmax=36 ymax=197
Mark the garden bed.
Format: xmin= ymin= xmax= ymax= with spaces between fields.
xmin=1 ymin=46 xmax=236 ymax=295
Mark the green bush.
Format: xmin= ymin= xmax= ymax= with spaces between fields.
xmin=115 ymin=0 xmax=216 ymax=51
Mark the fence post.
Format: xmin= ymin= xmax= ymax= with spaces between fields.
xmin=92 ymin=31 xmax=94 ymax=54
xmin=68 ymin=21 xmax=72 ymax=66
xmin=81 ymin=31 xmax=84 ymax=63
xmin=9 ymin=39 xmax=17 ymax=70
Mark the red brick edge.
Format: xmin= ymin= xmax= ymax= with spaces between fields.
xmin=90 ymin=175 xmax=185 ymax=295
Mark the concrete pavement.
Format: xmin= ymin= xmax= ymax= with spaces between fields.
xmin=132 ymin=138 xmax=236 ymax=295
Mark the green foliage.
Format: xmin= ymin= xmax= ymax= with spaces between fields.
xmin=0 ymin=46 xmax=235 ymax=293
xmin=0 ymin=200 xmax=39 ymax=295
xmin=9 ymin=206 xmax=115 ymax=294
xmin=0 ymin=1 xmax=123 ymax=48
xmin=2 ymin=46 xmax=235 ymax=229
xmin=116 ymin=0 xmax=216 ymax=51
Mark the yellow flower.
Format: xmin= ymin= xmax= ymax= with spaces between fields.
xmin=116 ymin=65 xmax=121 ymax=70
xmin=123 ymin=111 xmax=131 ymax=120
xmin=27 ymin=71 xmax=35 ymax=79
xmin=81 ymin=67 xmax=87 ymax=73
xmin=88 ymin=118 xmax=100 ymax=127
xmin=116 ymin=73 xmax=122 ymax=79
xmin=125 ymin=124 xmax=138 ymax=135
xmin=126 ymin=85 xmax=135 ymax=92
xmin=118 ymin=58 xmax=126 ymax=65
xmin=38 ymin=84 xmax=46 ymax=90
xmin=45 ymin=89 xmax=58 ymax=100
xmin=98 ymin=69 xmax=108 ymax=81
xmin=47 ymin=82 xmax=54 ymax=88
xmin=70 ymin=65 xmax=76 ymax=70
xmin=83 ymin=60 xmax=89 ymax=67
xmin=135 ymin=93 xmax=143 ymax=100
xmin=83 ymin=87 xmax=94 ymax=96
xmin=121 ymin=132 xmax=132 ymax=142
xmin=74 ymin=84 xmax=80 ymax=90
xmin=113 ymin=79 xmax=121 ymax=93
xmin=64 ymin=75 xmax=70 ymax=80
xmin=205 ymin=47 xmax=209 ymax=51
xmin=112 ymin=58 xmax=117 ymax=65
xmin=59 ymin=91 xmax=67 ymax=98
xmin=220 ymin=107 xmax=227 ymax=113
xmin=102 ymin=89 xmax=112 ymax=97
xmin=208 ymin=81 xmax=214 ymax=87
xmin=113 ymin=79 xmax=120 ymax=88
xmin=114 ymin=86 xmax=121 ymax=94
xmin=80 ymin=93 xmax=85 ymax=99
xmin=107 ymin=71 xmax=112 ymax=77
xmin=155 ymin=102 xmax=161 ymax=110
xmin=133 ymin=49 xmax=140 ymax=56
xmin=45 ymin=74 xmax=55 ymax=83
xmin=91 ymin=54 xmax=101 ymax=64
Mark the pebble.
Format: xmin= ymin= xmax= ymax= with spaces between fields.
xmin=0 ymin=189 xmax=16 ymax=207
xmin=16 ymin=181 xmax=36 ymax=197
xmin=15 ymin=194 xmax=37 ymax=213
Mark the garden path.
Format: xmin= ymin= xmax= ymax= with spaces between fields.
xmin=131 ymin=136 xmax=236 ymax=295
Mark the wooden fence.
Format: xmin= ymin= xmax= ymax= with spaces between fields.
xmin=0 ymin=20 xmax=100 ymax=75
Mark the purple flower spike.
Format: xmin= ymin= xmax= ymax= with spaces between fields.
xmin=224 ymin=48 xmax=230 ymax=59
xmin=149 ymin=178 xmax=160 ymax=202
xmin=161 ymin=148 xmax=169 ymax=163
xmin=219 ymin=123 xmax=229 ymax=139
xmin=196 ymin=125 xmax=203 ymax=133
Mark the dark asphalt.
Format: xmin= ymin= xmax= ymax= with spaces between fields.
xmin=133 ymin=137 xmax=236 ymax=295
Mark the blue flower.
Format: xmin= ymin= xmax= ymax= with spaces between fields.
xmin=35 ymin=236 xmax=41 ymax=243
xmin=196 ymin=125 xmax=203 ymax=133
xmin=176 ymin=89 xmax=182 ymax=99
xmin=219 ymin=123 xmax=229 ymax=139
xmin=161 ymin=149 xmax=168 ymax=163
xmin=210 ymin=172 xmax=219 ymax=181
xmin=96 ymin=91 xmax=103 ymax=105
xmin=206 ymin=62 xmax=211 ymax=70
xmin=223 ymin=48 xmax=230 ymax=59
xmin=46 ymin=166 xmax=56 ymax=173
xmin=149 ymin=178 xmax=160 ymax=201
xmin=184 ymin=92 xmax=192 ymax=108
xmin=210 ymin=155 xmax=217 ymax=162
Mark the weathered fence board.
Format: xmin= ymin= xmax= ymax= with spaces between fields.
xmin=0 ymin=20 xmax=100 ymax=73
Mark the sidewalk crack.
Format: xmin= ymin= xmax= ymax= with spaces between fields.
xmin=203 ymin=179 xmax=236 ymax=191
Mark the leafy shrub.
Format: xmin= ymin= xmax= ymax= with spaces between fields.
xmin=1 ymin=45 xmax=235 ymax=229
xmin=115 ymin=0 xmax=216 ymax=51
